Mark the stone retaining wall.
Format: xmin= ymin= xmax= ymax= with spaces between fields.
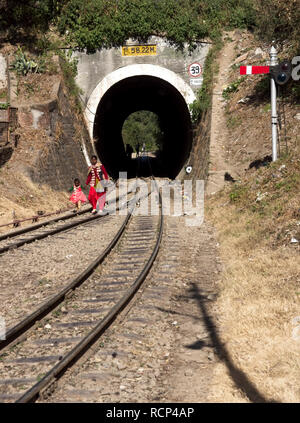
xmin=177 ymin=108 xmax=211 ymax=184
xmin=29 ymin=81 xmax=94 ymax=191
xmin=1 ymin=51 xmax=94 ymax=191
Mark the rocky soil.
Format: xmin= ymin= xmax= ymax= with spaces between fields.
xmin=0 ymin=213 xmax=125 ymax=329
xmin=43 ymin=215 xmax=221 ymax=403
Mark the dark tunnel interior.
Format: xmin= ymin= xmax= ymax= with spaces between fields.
xmin=93 ymin=75 xmax=193 ymax=179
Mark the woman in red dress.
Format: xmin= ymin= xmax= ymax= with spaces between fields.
xmin=86 ymin=155 xmax=109 ymax=214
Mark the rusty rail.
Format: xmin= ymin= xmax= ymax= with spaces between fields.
xmin=0 ymin=205 xmax=82 ymax=230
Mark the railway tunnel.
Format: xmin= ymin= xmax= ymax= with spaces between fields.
xmin=86 ymin=65 xmax=196 ymax=179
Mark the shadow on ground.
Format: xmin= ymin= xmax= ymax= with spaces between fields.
xmin=188 ymin=282 xmax=277 ymax=403
xmin=156 ymin=283 xmax=277 ymax=403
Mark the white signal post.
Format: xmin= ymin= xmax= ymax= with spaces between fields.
xmin=240 ymin=45 xmax=279 ymax=162
xmin=270 ymin=45 xmax=278 ymax=161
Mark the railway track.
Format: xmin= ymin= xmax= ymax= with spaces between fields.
xmin=0 ymin=176 xmax=163 ymax=403
xmin=0 ymin=182 xmax=139 ymax=347
xmin=0 ymin=185 xmax=127 ymax=255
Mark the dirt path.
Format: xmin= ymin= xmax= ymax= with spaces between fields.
xmin=206 ymin=32 xmax=238 ymax=195
xmin=159 ymin=218 xmax=221 ymax=402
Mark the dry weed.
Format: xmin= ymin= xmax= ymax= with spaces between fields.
xmin=206 ymin=155 xmax=300 ymax=402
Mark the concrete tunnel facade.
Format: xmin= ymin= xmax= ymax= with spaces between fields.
xmin=85 ymin=64 xmax=196 ymax=179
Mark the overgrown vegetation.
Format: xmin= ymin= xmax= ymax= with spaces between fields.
xmin=0 ymin=102 xmax=9 ymax=110
xmin=58 ymin=49 xmax=81 ymax=103
xmin=226 ymin=115 xmax=242 ymax=129
xmin=8 ymin=42 xmax=80 ymax=105
xmin=1 ymin=1 xmax=298 ymax=55
xmin=8 ymin=46 xmax=60 ymax=102
xmin=56 ymin=0 xmax=255 ymax=53
xmin=225 ymin=148 xmax=300 ymax=245
xmin=222 ymin=76 xmax=246 ymax=100
xmin=10 ymin=48 xmax=45 ymax=75
xmin=0 ymin=1 xmax=256 ymax=52
xmin=0 ymin=0 xmax=62 ymax=42
xmin=254 ymin=0 xmax=300 ymax=54
xmin=205 ymin=145 xmax=300 ymax=403
xmin=189 ymin=40 xmax=223 ymax=123
xmin=1 ymin=1 xmax=299 ymax=131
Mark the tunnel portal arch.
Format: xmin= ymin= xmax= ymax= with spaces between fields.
xmin=85 ymin=64 xmax=196 ymax=179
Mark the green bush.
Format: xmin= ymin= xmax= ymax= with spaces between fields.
xmin=58 ymin=50 xmax=82 ymax=110
xmin=0 ymin=0 xmax=61 ymax=34
xmin=228 ymin=1 xmax=256 ymax=28
xmin=229 ymin=184 xmax=248 ymax=202
xmin=222 ymin=76 xmax=246 ymax=100
xmin=227 ymin=115 xmax=242 ymax=129
xmin=189 ymin=40 xmax=223 ymax=123
xmin=10 ymin=48 xmax=47 ymax=76
xmin=57 ymin=0 xmax=256 ymax=53
xmin=0 ymin=102 xmax=10 ymax=110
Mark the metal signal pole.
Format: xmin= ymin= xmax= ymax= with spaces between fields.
xmin=270 ymin=45 xmax=278 ymax=161
xmin=241 ymin=46 xmax=291 ymax=162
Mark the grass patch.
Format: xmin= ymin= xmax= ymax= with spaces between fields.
xmin=0 ymin=102 xmax=10 ymax=110
xmin=206 ymin=144 xmax=300 ymax=402
xmin=0 ymin=89 xmax=7 ymax=99
xmin=189 ymin=39 xmax=223 ymax=123
xmin=229 ymin=184 xmax=249 ymax=202
xmin=226 ymin=115 xmax=242 ymax=129
xmin=58 ymin=51 xmax=82 ymax=112
xmin=262 ymin=103 xmax=271 ymax=113
xmin=222 ymin=76 xmax=246 ymax=100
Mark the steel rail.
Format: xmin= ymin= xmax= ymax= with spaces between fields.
xmin=0 ymin=183 xmax=126 ymax=243
xmin=0 ymin=191 xmax=140 ymax=351
xmin=0 ymin=207 xmax=92 ymax=242
xmin=0 ymin=210 xmax=107 ymax=255
xmin=0 ymin=206 xmax=90 ymax=230
xmin=0 ymin=188 xmax=130 ymax=255
xmin=0 ymin=185 xmax=143 ymax=351
xmin=16 ymin=178 xmax=163 ymax=403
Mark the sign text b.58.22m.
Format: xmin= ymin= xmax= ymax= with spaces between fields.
xmin=122 ymin=45 xmax=157 ymax=57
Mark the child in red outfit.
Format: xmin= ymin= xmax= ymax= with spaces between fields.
xmin=69 ymin=178 xmax=87 ymax=210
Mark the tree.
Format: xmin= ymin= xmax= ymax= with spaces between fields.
xmin=122 ymin=111 xmax=164 ymax=152
xmin=0 ymin=1 xmax=64 ymax=33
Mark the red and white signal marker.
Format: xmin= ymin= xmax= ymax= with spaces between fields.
xmin=238 ymin=46 xmax=288 ymax=162
xmin=240 ymin=65 xmax=270 ymax=75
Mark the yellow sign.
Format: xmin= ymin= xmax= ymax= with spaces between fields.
xmin=122 ymin=45 xmax=157 ymax=57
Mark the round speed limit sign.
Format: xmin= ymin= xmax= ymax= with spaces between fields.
xmin=188 ymin=62 xmax=202 ymax=78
